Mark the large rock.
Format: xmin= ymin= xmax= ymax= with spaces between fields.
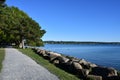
xmin=79 ymin=59 xmax=97 ymax=69
xmin=79 ymin=59 xmax=90 ymax=64
xmin=41 ymin=50 xmax=46 ymax=54
xmin=58 ymin=56 xmax=69 ymax=64
xmin=48 ymin=52 xmax=61 ymax=61
xmin=91 ymin=66 xmax=118 ymax=78
xmin=72 ymin=62 xmax=82 ymax=70
xmin=87 ymin=75 xmax=102 ymax=80
xmin=77 ymin=69 xmax=90 ymax=78
xmin=50 ymin=56 xmax=69 ymax=65
xmin=33 ymin=48 xmax=119 ymax=80
xmin=105 ymin=76 xmax=120 ymax=80
xmin=68 ymin=61 xmax=89 ymax=77
xmin=89 ymin=63 xmax=97 ymax=68
xmin=40 ymin=50 xmax=47 ymax=57
xmin=36 ymin=50 xmax=50 ymax=60
xmin=50 ymin=56 xmax=60 ymax=64
xmin=37 ymin=49 xmax=41 ymax=53
xmin=68 ymin=57 xmax=80 ymax=62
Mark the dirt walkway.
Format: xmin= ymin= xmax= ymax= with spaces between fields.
xmin=0 ymin=48 xmax=59 ymax=80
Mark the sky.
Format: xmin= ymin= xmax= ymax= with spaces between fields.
xmin=6 ymin=0 xmax=120 ymax=42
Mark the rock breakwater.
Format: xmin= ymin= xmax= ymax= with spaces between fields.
xmin=33 ymin=48 xmax=120 ymax=80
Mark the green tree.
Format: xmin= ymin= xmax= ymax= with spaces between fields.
xmin=0 ymin=0 xmax=5 ymax=4
xmin=0 ymin=6 xmax=46 ymax=48
xmin=0 ymin=0 xmax=6 ymax=7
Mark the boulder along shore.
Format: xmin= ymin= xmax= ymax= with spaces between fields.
xmin=33 ymin=48 xmax=120 ymax=80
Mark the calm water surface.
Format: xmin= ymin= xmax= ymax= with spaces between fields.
xmin=41 ymin=44 xmax=120 ymax=70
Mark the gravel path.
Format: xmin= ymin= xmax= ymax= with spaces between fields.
xmin=0 ymin=48 xmax=59 ymax=80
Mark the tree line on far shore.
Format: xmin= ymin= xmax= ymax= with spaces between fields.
xmin=44 ymin=41 xmax=120 ymax=45
xmin=0 ymin=0 xmax=46 ymax=48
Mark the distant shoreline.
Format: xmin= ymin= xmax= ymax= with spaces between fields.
xmin=44 ymin=41 xmax=120 ymax=45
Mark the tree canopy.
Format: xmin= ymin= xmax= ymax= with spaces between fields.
xmin=0 ymin=0 xmax=6 ymax=7
xmin=0 ymin=5 xmax=46 ymax=47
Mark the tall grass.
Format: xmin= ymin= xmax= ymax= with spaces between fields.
xmin=0 ymin=48 xmax=5 ymax=72
xmin=19 ymin=49 xmax=80 ymax=80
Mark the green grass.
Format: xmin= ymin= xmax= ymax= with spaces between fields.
xmin=0 ymin=48 xmax=5 ymax=72
xmin=19 ymin=49 xmax=80 ymax=80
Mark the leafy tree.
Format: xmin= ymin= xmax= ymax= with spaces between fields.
xmin=0 ymin=6 xmax=46 ymax=48
xmin=0 ymin=0 xmax=6 ymax=4
xmin=0 ymin=0 xmax=6 ymax=7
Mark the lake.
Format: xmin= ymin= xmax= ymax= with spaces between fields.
xmin=40 ymin=44 xmax=120 ymax=70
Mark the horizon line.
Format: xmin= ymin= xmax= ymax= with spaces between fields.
xmin=44 ymin=40 xmax=120 ymax=43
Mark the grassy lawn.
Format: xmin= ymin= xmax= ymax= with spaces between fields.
xmin=0 ymin=48 xmax=5 ymax=72
xmin=19 ymin=49 xmax=80 ymax=80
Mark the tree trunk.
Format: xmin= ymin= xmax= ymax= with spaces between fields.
xmin=19 ymin=42 xmax=22 ymax=48
xmin=19 ymin=39 xmax=25 ymax=49
xmin=22 ymin=39 xmax=25 ymax=49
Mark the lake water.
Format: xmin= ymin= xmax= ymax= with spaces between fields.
xmin=41 ymin=44 xmax=120 ymax=70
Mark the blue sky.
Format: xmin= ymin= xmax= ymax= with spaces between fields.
xmin=6 ymin=0 xmax=120 ymax=42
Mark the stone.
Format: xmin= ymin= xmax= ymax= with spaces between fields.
xmin=81 ymin=63 xmax=91 ymax=69
xmin=37 ymin=49 xmax=41 ymax=53
xmin=77 ymin=69 xmax=90 ymax=78
xmin=50 ymin=57 xmax=60 ymax=64
xmin=89 ymin=63 xmax=97 ymax=68
xmin=52 ymin=59 xmax=59 ymax=64
xmin=49 ymin=52 xmax=61 ymax=56
xmin=105 ymin=76 xmax=120 ymax=80
xmin=41 ymin=50 xmax=46 ymax=54
xmin=58 ymin=56 xmax=69 ymax=64
xmin=50 ymin=55 xmax=69 ymax=65
xmin=48 ymin=52 xmax=61 ymax=61
xmin=91 ymin=66 xmax=118 ymax=78
xmin=87 ymin=75 xmax=102 ymax=80
xmin=79 ymin=59 xmax=88 ymax=64
xmin=33 ymin=48 xmax=119 ymax=80
xmin=47 ymin=52 xmax=61 ymax=61
xmin=70 ymin=58 xmax=80 ymax=62
xmin=79 ymin=59 xmax=97 ymax=69
xmin=72 ymin=62 xmax=82 ymax=70
xmin=107 ymin=67 xmax=118 ymax=77
xmin=40 ymin=50 xmax=47 ymax=57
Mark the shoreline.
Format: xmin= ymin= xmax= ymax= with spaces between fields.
xmin=33 ymin=48 xmax=120 ymax=80
xmin=39 ymin=44 xmax=120 ymax=71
